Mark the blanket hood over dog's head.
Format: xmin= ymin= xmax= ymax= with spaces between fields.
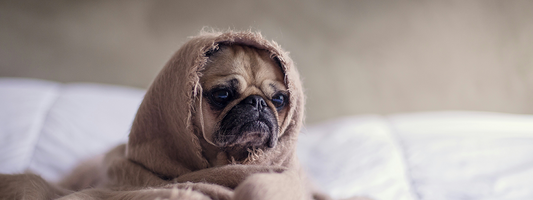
xmin=126 ymin=31 xmax=305 ymax=178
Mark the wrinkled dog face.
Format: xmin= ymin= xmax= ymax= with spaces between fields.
xmin=197 ymin=44 xmax=288 ymax=161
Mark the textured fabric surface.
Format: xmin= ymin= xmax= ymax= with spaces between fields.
xmin=298 ymin=116 xmax=415 ymax=200
xmin=0 ymin=78 xmax=60 ymax=176
xmin=388 ymin=112 xmax=533 ymax=200
xmin=1 ymin=78 xmax=533 ymax=200
xmin=0 ymin=78 xmax=144 ymax=182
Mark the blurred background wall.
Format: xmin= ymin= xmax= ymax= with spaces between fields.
xmin=1 ymin=0 xmax=533 ymax=124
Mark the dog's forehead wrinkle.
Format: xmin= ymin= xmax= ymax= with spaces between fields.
xmin=249 ymin=47 xmax=260 ymax=83
xmin=240 ymin=87 xmax=269 ymax=100
xmin=269 ymin=83 xmax=278 ymax=92
xmin=233 ymin=47 xmax=253 ymax=84
xmin=202 ymin=74 xmax=245 ymax=93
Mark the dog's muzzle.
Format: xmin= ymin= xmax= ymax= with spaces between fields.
xmin=214 ymin=95 xmax=279 ymax=149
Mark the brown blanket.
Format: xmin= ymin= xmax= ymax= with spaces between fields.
xmin=0 ymin=30 xmax=337 ymax=200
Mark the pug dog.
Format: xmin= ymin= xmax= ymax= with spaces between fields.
xmin=194 ymin=44 xmax=289 ymax=165
xmin=0 ymin=31 xmax=370 ymax=200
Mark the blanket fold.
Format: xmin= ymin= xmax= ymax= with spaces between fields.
xmin=1 ymin=30 xmax=329 ymax=200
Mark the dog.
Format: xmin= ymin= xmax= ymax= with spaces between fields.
xmin=195 ymin=44 xmax=289 ymax=165
xmin=1 ymin=31 xmax=358 ymax=200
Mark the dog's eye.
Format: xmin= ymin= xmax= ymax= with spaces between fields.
xmin=271 ymin=93 xmax=287 ymax=110
xmin=212 ymin=89 xmax=232 ymax=104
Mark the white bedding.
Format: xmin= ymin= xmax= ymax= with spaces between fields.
xmin=1 ymin=78 xmax=532 ymax=200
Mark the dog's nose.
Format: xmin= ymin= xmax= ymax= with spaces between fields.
xmin=243 ymin=95 xmax=267 ymax=110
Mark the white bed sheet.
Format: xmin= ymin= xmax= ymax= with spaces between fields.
xmin=1 ymin=78 xmax=532 ymax=200
xmin=0 ymin=78 xmax=143 ymax=181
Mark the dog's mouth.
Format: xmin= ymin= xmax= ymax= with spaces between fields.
xmin=215 ymin=119 xmax=276 ymax=146
xmin=222 ymin=121 xmax=271 ymax=147
xmin=213 ymin=103 xmax=279 ymax=160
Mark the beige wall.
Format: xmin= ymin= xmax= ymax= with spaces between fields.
xmin=1 ymin=0 xmax=533 ymax=123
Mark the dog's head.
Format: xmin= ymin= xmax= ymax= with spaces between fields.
xmin=127 ymin=31 xmax=304 ymax=178
xmin=195 ymin=44 xmax=289 ymax=161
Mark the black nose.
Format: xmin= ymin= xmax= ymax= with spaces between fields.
xmin=242 ymin=95 xmax=267 ymax=110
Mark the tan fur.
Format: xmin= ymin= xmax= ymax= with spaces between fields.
xmin=196 ymin=44 xmax=289 ymax=165
xmin=0 ymin=30 xmax=337 ymax=200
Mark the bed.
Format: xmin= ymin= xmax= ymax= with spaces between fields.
xmin=1 ymin=78 xmax=532 ymax=200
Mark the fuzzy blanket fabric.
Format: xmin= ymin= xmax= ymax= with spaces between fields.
xmin=0 ymin=31 xmax=341 ymax=200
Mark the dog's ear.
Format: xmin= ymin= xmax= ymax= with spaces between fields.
xmin=204 ymin=46 xmax=219 ymax=57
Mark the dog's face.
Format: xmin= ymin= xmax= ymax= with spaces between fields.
xmin=196 ymin=44 xmax=288 ymax=161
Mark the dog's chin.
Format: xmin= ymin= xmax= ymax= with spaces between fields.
xmin=233 ymin=121 xmax=271 ymax=146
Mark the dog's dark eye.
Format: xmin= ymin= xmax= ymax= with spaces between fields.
xmin=271 ymin=93 xmax=287 ymax=110
xmin=212 ymin=89 xmax=232 ymax=104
